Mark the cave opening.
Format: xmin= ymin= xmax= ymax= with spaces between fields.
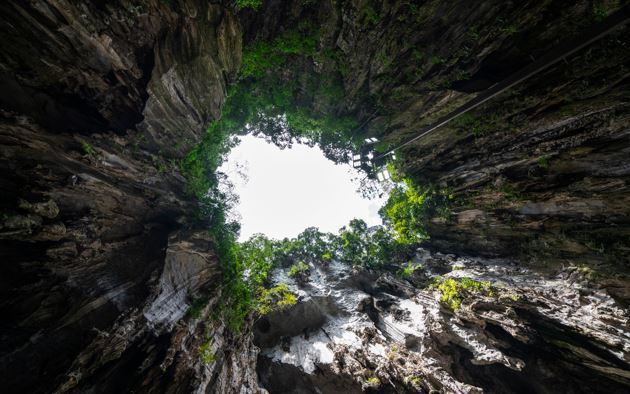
xmin=218 ymin=133 xmax=387 ymax=241
xmin=1 ymin=1 xmax=629 ymax=393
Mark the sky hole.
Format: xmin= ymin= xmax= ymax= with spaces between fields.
xmin=219 ymin=135 xmax=386 ymax=240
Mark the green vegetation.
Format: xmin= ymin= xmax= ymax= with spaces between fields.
xmin=365 ymin=376 xmax=381 ymax=387
xmin=538 ymin=155 xmax=550 ymax=169
xmin=338 ymin=219 xmax=416 ymax=268
xmin=431 ymin=277 xmax=495 ymax=310
xmin=198 ymin=339 xmax=216 ymax=364
xmin=236 ymin=0 xmax=263 ymax=11
xmin=379 ymin=179 xmax=453 ymax=244
xmin=501 ymin=183 xmax=523 ymax=201
xmin=241 ymin=30 xmax=318 ymax=78
xmin=287 ymin=261 xmax=310 ymax=282
xmin=405 ymin=375 xmax=423 ymax=386
xmin=593 ymin=3 xmax=612 ymax=22
xmin=81 ymin=141 xmax=94 ymax=157
xmin=186 ymin=297 xmax=209 ymax=320
xmin=397 ymin=262 xmax=420 ymax=278
xmin=454 ymin=113 xmax=491 ymax=137
xmin=362 ymin=5 xmax=380 ymax=26
xmin=256 ymin=283 xmax=297 ymax=314
xmin=428 ymin=55 xmax=445 ymax=65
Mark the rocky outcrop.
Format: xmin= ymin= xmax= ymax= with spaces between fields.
xmin=0 ymin=1 xmax=258 ymax=393
xmin=255 ymin=251 xmax=630 ymax=393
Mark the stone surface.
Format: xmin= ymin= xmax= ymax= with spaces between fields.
xmin=0 ymin=0 xmax=629 ymax=393
xmin=256 ymin=252 xmax=630 ymax=393
xmin=0 ymin=1 xmax=257 ymax=393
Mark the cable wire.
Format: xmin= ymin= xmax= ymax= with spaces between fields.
xmin=375 ymin=5 xmax=630 ymax=160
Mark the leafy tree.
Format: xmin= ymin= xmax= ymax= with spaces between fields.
xmin=336 ymin=219 xmax=415 ymax=269
xmin=379 ymin=179 xmax=453 ymax=244
xmin=239 ymin=233 xmax=276 ymax=286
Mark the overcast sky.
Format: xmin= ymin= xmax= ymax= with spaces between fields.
xmin=219 ymin=135 xmax=386 ymax=241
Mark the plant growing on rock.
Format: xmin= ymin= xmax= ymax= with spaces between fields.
xmin=287 ymin=261 xmax=311 ymax=283
xmin=198 ymin=339 xmax=216 ymax=365
xmin=81 ymin=141 xmax=94 ymax=157
xmin=430 ymin=276 xmax=495 ymax=310
xmin=235 ymin=0 xmax=263 ymax=11
xmin=405 ymin=375 xmax=423 ymax=387
xmin=256 ymin=283 xmax=297 ymax=315
xmin=364 ymin=376 xmax=381 ymax=389
xmin=538 ymin=155 xmax=550 ymax=169
xmin=397 ymin=262 xmax=420 ymax=279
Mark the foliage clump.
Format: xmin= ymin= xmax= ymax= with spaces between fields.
xmin=81 ymin=141 xmax=94 ymax=157
xmin=241 ymin=30 xmax=318 ymax=78
xmin=397 ymin=262 xmax=420 ymax=278
xmin=287 ymin=261 xmax=311 ymax=283
xmin=256 ymin=283 xmax=297 ymax=315
xmin=430 ymin=277 xmax=495 ymax=310
xmin=186 ymin=297 xmax=209 ymax=320
xmin=198 ymin=339 xmax=216 ymax=365
xmin=235 ymin=0 xmax=263 ymax=11
xmin=364 ymin=376 xmax=381 ymax=388
xmin=405 ymin=375 xmax=423 ymax=387
xmin=379 ymin=179 xmax=452 ymax=244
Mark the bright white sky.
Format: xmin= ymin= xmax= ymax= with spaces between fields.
xmin=219 ymin=135 xmax=386 ymax=241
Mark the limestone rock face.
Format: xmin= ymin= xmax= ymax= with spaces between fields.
xmin=1 ymin=0 xmax=629 ymax=393
xmin=256 ymin=252 xmax=630 ymax=393
xmin=0 ymin=1 xmax=258 ymax=393
xmin=241 ymin=0 xmax=630 ymax=288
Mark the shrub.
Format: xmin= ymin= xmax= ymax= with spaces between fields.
xmin=430 ymin=277 xmax=494 ymax=310
xmin=256 ymin=283 xmax=297 ymax=315
xmin=288 ymin=261 xmax=310 ymax=279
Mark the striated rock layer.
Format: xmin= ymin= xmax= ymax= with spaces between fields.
xmin=0 ymin=1 xmax=261 ymax=393
xmin=0 ymin=0 xmax=629 ymax=393
xmin=256 ymin=252 xmax=629 ymax=393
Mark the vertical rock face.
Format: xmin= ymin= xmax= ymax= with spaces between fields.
xmin=0 ymin=1 xmax=260 ymax=393
xmin=240 ymin=0 xmax=630 ymax=297
xmin=237 ymin=0 xmax=630 ymax=392
xmin=0 ymin=0 xmax=629 ymax=393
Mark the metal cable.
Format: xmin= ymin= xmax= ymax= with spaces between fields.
xmin=375 ymin=5 xmax=630 ymax=160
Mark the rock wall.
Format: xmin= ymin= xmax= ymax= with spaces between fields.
xmin=0 ymin=1 xmax=261 ymax=393
xmin=255 ymin=252 xmax=630 ymax=393
xmin=240 ymin=0 xmax=630 ymax=301
xmin=0 ymin=0 xmax=628 ymax=393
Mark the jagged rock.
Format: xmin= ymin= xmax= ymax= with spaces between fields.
xmin=0 ymin=1 xmax=256 ymax=393
xmin=256 ymin=251 xmax=629 ymax=393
